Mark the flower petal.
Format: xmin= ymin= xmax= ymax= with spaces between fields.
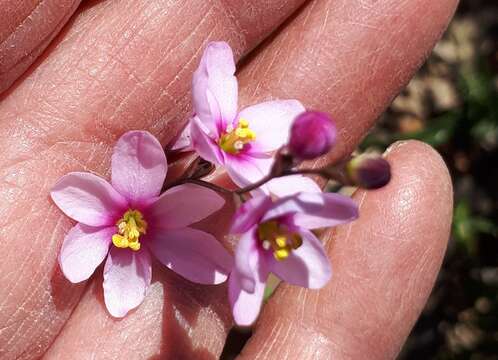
xmin=225 ymin=154 xmax=273 ymax=191
xmin=228 ymin=257 xmax=268 ymax=327
xmin=263 ymin=192 xmax=359 ymax=230
xmin=192 ymin=41 xmax=238 ymax=135
xmin=51 ymin=172 xmax=127 ymax=226
xmin=233 ymin=227 xmax=262 ymax=293
xmin=190 ymin=117 xmax=225 ymax=165
xmin=266 ymin=175 xmax=321 ymax=198
xmin=59 ymin=224 xmax=113 ymax=283
xmin=231 ymin=196 xmax=273 ymax=234
xmin=293 ymin=192 xmax=359 ymax=229
xmin=170 ymin=122 xmax=193 ymax=152
xmin=147 ymin=184 xmax=225 ymax=229
xmin=111 ymin=131 xmax=167 ymax=203
xmin=238 ymin=100 xmax=305 ymax=152
xmin=147 ymin=227 xmax=232 ymax=285
xmin=269 ymin=229 xmax=331 ymax=289
xmin=103 ymin=247 xmax=152 ymax=318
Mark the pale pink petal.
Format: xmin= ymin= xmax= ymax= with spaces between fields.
xmin=170 ymin=122 xmax=193 ymax=152
xmin=225 ymin=154 xmax=273 ymax=191
xmin=266 ymin=175 xmax=321 ymax=198
xmin=51 ymin=172 xmax=127 ymax=227
xmin=233 ymin=227 xmax=262 ymax=293
xmin=111 ymin=131 xmax=167 ymax=203
xmin=228 ymin=256 xmax=268 ymax=326
xmin=190 ymin=117 xmax=225 ymax=165
xmin=147 ymin=184 xmax=225 ymax=229
xmin=192 ymin=42 xmax=238 ymax=135
xmin=269 ymin=229 xmax=331 ymax=289
xmin=59 ymin=224 xmax=114 ymax=283
xmin=263 ymin=192 xmax=358 ymax=229
xmin=238 ymin=100 xmax=305 ymax=153
xmin=293 ymin=192 xmax=359 ymax=229
xmin=231 ymin=196 xmax=273 ymax=234
xmin=103 ymin=247 xmax=152 ymax=318
xmin=147 ymin=227 xmax=232 ymax=285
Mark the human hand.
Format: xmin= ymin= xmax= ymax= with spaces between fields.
xmin=0 ymin=0 xmax=457 ymax=358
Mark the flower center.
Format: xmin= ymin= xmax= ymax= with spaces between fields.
xmin=112 ymin=209 xmax=148 ymax=251
xmin=257 ymin=220 xmax=302 ymax=261
xmin=219 ymin=119 xmax=256 ymax=154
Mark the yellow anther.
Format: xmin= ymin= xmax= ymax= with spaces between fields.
xmin=128 ymin=227 xmax=140 ymax=240
xmin=112 ymin=209 xmax=147 ymax=252
xmin=235 ymin=127 xmax=256 ymax=140
xmin=112 ymin=234 xmax=128 ymax=248
xmin=128 ymin=240 xmax=141 ymax=251
xmin=275 ymin=235 xmax=287 ymax=248
xmin=274 ymin=248 xmax=290 ymax=261
xmin=239 ymin=119 xmax=249 ymax=128
xmin=257 ymin=220 xmax=302 ymax=261
xmin=219 ymin=118 xmax=256 ymax=154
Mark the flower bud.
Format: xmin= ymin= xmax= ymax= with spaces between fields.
xmin=346 ymin=154 xmax=391 ymax=189
xmin=288 ymin=111 xmax=337 ymax=160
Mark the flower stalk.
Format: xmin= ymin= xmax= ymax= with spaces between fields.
xmin=164 ymin=150 xmax=388 ymax=197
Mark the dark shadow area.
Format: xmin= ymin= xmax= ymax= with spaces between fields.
xmin=149 ymin=260 xmax=232 ymax=360
xmin=220 ymin=327 xmax=253 ymax=360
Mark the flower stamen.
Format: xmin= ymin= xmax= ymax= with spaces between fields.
xmin=112 ymin=209 xmax=147 ymax=251
xmin=219 ymin=119 xmax=256 ymax=154
xmin=257 ymin=220 xmax=302 ymax=261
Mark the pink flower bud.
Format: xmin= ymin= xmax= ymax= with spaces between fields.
xmin=346 ymin=154 xmax=391 ymax=189
xmin=288 ymin=111 xmax=337 ymax=160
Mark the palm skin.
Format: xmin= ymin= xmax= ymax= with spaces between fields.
xmin=0 ymin=0 xmax=457 ymax=359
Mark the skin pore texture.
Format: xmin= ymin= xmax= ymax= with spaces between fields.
xmin=0 ymin=0 xmax=456 ymax=359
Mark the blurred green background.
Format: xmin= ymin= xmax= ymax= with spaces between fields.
xmin=363 ymin=0 xmax=497 ymax=358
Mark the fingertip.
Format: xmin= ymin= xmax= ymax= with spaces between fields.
xmin=330 ymin=140 xmax=453 ymax=357
xmin=383 ymin=139 xmax=453 ymax=225
xmin=356 ymin=139 xmax=453 ymax=289
xmin=241 ymin=140 xmax=454 ymax=360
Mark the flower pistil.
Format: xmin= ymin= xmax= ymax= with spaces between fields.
xmin=112 ymin=209 xmax=147 ymax=251
xmin=219 ymin=119 xmax=256 ymax=154
xmin=257 ymin=220 xmax=302 ymax=261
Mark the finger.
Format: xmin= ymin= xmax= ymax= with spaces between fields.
xmin=0 ymin=1 xmax=306 ymax=358
xmin=43 ymin=267 xmax=232 ymax=360
xmin=0 ymin=0 xmax=81 ymax=94
xmin=43 ymin=0 xmax=457 ymax=358
xmin=239 ymin=140 xmax=453 ymax=359
xmin=237 ymin=0 xmax=458 ymax=164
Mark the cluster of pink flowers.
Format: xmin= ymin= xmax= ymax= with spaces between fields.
xmin=188 ymin=42 xmax=358 ymax=324
xmin=51 ymin=41 xmax=371 ymax=325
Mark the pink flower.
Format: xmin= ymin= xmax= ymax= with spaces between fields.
xmin=228 ymin=192 xmax=358 ymax=326
xmin=51 ymin=131 xmax=232 ymax=317
xmin=189 ymin=41 xmax=312 ymax=194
